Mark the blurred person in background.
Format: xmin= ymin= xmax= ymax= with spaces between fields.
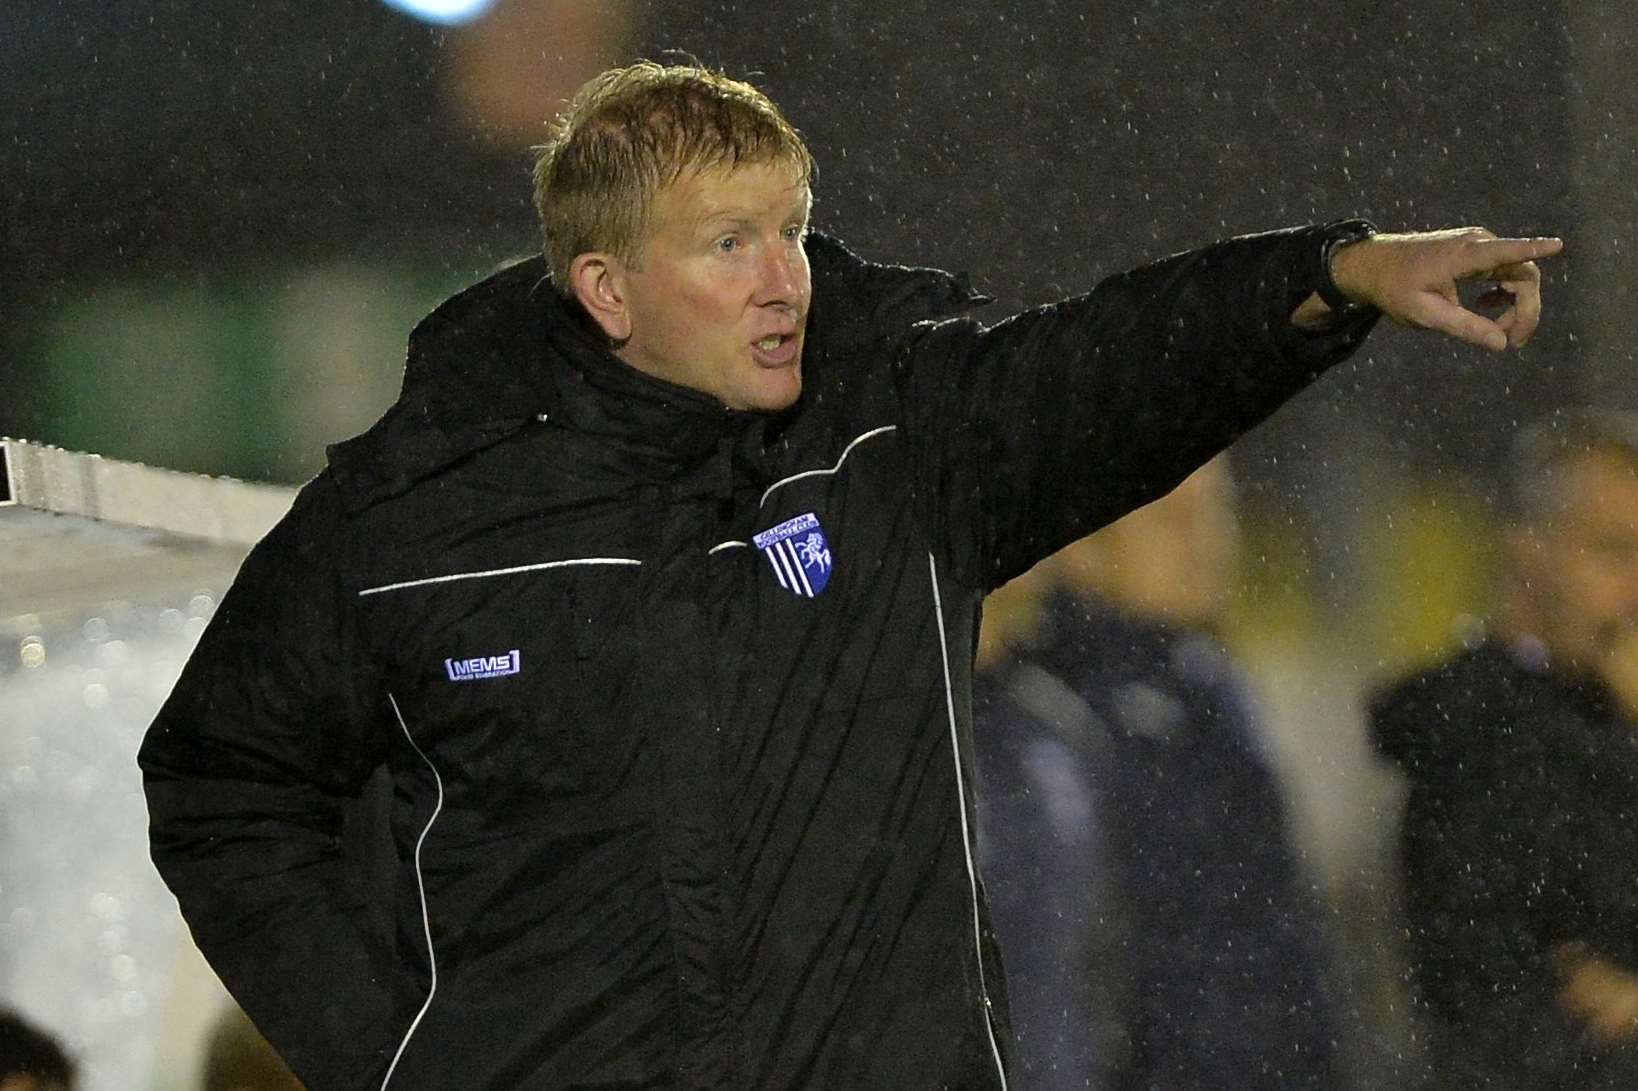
xmin=0 ymin=1008 xmax=75 ymax=1091
xmin=200 ymin=1005 xmax=305 ymax=1091
xmin=139 ymin=59 xmax=1559 ymax=1090
xmin=1371 ymin=408 xmax=1638 ymax=1089
xmin=971 ymin=561 xmax=1129 ymax=1091
xmin=976 ymin=460 xmax=1337 ymax=1090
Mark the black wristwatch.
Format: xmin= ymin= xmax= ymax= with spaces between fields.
xmin=1317 ymin=220 xmax=1379 ymax=315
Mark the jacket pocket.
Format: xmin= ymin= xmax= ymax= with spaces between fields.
xmin=360 ymin=560 xmax=645 ymax=801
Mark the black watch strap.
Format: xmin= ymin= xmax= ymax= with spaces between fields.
xmin=1317 ymin=220 xmax=1379 ymax=314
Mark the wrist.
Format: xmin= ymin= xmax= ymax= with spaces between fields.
xmin=1318 ymin=220 xmax=1378 ymax=314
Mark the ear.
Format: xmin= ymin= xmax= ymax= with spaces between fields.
xmin=567 ymin=252 xmax=633 ymax=343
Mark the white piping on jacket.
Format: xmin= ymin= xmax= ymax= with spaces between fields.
xmin=757 ymin=425 xmax=896 ymax=509
xmin=707 ymin=540 xmax=748 ymax=554
xmin=926 ymin=553 xmax=1011 ymax=1091
xmin=358 ymin=557 xmax=642 ymax=597
xmin=379 ymin=693 xmax=446 ymax=1090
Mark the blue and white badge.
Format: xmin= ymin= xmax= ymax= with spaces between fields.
xmin=754 ymin=511 xmax=833 ymax=597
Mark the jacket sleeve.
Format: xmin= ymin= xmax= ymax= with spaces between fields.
xmin=892 ymin=221 xmax=1378 ymax=589
xmin=138 ymin=473 xmax=400 ymax=1090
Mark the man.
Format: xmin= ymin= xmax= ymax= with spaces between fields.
xmin=975 ymin=460 xmax=1335 ymax=1089
xmin=139 ymin=61 xmax=1559 ymax=1090
xmin=1371 ymin=409 xmax=1638 ymax=1089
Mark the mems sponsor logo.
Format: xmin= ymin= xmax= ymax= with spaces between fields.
xmin=444 ymin=649 xmax=521 ymax=681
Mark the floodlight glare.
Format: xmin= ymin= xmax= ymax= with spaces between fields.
xmin=379 ymin=0 xmax=497 ymax=25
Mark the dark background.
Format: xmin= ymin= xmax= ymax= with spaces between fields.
xmin=3 ymin=1 xmax=1608 ymax=481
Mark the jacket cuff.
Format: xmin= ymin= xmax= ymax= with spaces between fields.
xmin=1316 ymin=218 xmax=1380 ymax=315
xmin=1265 ymin=220 xmax=1383 ymax=364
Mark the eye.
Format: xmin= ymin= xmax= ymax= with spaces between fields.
xmin=716 ymin=235 xmax=740 ymax=254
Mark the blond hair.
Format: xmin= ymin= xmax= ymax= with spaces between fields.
xmin=532 ymin=61 xmax=814 ymax=292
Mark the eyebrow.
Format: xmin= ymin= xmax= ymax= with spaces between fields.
xmin=690 ymin=193 xmax=812 ymax=235
xmin=692 ymin=209 xmax=756 ymax=233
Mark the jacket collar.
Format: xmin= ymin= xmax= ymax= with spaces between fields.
xmin=327 ymin=231 xmax=988 ymax=511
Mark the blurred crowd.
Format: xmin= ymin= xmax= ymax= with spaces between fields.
xmin=973 ymin=407 xmax=1638 ymax=1090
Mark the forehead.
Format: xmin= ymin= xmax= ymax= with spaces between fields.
xmin=650 ymin=159 xmax=811 ymax=230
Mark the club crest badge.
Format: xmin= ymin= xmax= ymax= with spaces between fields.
xmin=753 ymin=512 xmax=833 ymax=597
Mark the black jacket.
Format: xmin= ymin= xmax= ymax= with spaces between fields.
xmin=140 ymin=227 xmax=1372 ymax=1090
xmin=1372 ymin=638 xmax=1638 ymax=1089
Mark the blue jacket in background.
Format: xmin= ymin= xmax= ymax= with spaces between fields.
xmin=976 ymin=590 xmax=1338 ymax=1091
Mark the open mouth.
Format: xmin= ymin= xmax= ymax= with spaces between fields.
xmin=751 ymin=332 xmax=799 ymax=366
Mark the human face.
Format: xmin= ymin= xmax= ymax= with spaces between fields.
xmin=1519 ymin=450 xmax=1638 ymax=666
xmin=615 ymin=160 xmax=812 ymax=412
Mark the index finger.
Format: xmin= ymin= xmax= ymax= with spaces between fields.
xmin=1467 ymin=236 xmax=1565 ymax=269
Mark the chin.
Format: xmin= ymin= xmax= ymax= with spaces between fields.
xmin=735 ymin=371 xmax=803 ymax=413
xmin=745 ymin=390 xmax=802 ymax=413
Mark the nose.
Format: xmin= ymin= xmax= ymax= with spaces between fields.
xmin=754 ymin=241 xmax=809 ymax=311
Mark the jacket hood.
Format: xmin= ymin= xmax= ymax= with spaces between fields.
xmin=326 ymin=231 xmax=988 ymax=511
